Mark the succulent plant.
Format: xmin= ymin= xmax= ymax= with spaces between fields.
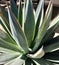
xmin=0 ymin=0 xmax=59 ymax=65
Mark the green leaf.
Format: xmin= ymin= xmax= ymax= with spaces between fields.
xmin=24 ymin=0 xmax=35 ymax=47
xmin=10 ymin=0 xmax=18 ymax=18
xmin=8 ymin=7 xmax=29 ymax=53
xmin=44 ymin=50 xmax=59 ymax=63
xmin=22 ymin=0 xmax=27 ymax=31
xmin=0 ymin=6 xmax=10 ymax=32
xmin=0 ymin=17 xmax=15 ymax=43
xmin=41 ymin=15 xmax=59 ymax=46
xmin=5 ymin=56 xmax=25 ymax=65
xmin=34 ymin=0 xmax=44 ymax=41
xmin=0 ymin=6 xmax=9 ymax=25
xmin=0 ymin=29 xmax=16 ymax=44
xmin=44 ymin=36 xmax=59 ymax=53
xmin=33 ymin=58 xmax=53 ymax=65
xmin=0 ymin=38 xmax=22 ymax=53
xmin=0 ymin=17 xmax=10 ymax=34
xmin=35 ymin=0 xmax=44 ymax=23
xmin=48 ymin=15 xmax=59 ymax=29
xmin=0 ymin=17 xmax=16 ymax=45
xmin=25 ymin=58 xmax=34 ymax=65
xmin=41 ymin=30 xmax=55 ymax=46
xmin=0 ymin=47 xmax=21 ymax=64
xmin=33 ymin=1 xmax=53 ymax=51
xmin=18 ymin=0 xmax=22 ymax=26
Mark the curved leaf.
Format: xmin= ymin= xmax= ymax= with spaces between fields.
xmin=0 ymin=47 xmax=20 ymax=64
xmin=44 ymin=36 xmax=59 ymax=52
xmin=44 ymin=50 xmax=59 ymax=60
xmin=33 ymin=58 xmax=53 ymax=65
xmin=24 ymin=0 xmax=35 ymax=47
xmin=44 ymin=50 xmax=59 ymax=63
xmin=8 ymin=7 xmax=29 ymax=53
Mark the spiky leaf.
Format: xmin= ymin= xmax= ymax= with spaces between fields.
xmin=33 ymin=58 xmax=53 ymax=65
xmin=0 ymin=47 xmax=21 ymax=64
xmin=8 ymin=7 xmax=28 ymax=53
xmin=0 ymin=29 xmax=15 ymax=44
xmin=24 ymin=0 xmax=35 ymax=47
xmin=5 ymin=56 xmax=25 ymax=65
xmin=42 ymin=15 xmax=59 ymax=45
xmin=34 ymin=0 xmax=44 ymax=40
xmin=33 ymin=1 xmax=53 ymax=51
xmin=0 ymin=38 xmax=22 ymax=52
xmin=18 ymin=0 xmax=22 ymax=26
xmin=44 ymin=50 xmax=59 ymax=63
xmin=44 ymin=36 xmax=59 ymax=52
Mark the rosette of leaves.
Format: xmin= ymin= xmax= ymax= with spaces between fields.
xmin=0 ymin=0 xmax=59 ymax=65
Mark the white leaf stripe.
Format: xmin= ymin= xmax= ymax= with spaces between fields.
xmin=8 ymin=7 xmax=29 ymax=53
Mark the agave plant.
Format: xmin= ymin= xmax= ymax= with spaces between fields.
xmin=0 ymin=0 xmax=59 ymax=65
